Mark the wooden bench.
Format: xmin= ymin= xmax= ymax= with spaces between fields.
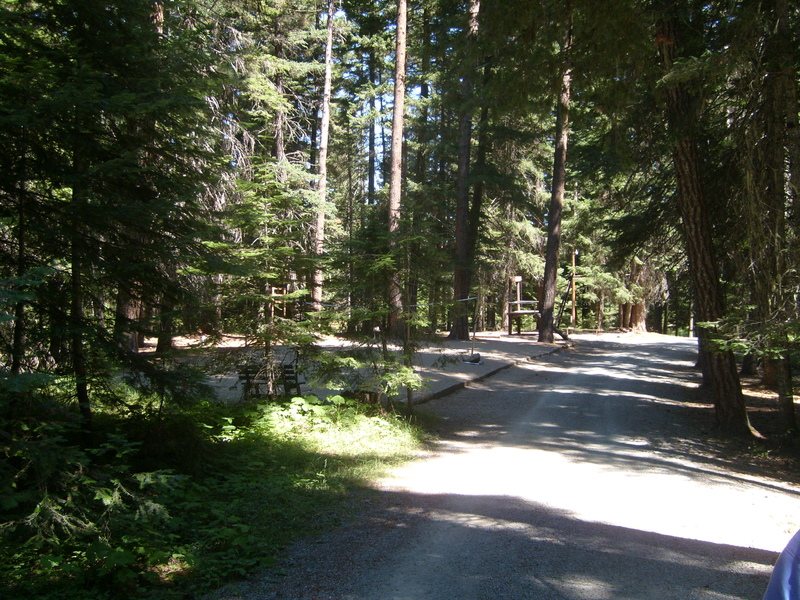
xmin=238 ymin=360 xmax=305 ymax=398
xmin=238 ymin=365 xmax=269 ymax=397
xmin=508 ymin=300 xmax=539 ymax=335
xmin=279 ymin=362 xmax=304 ymax=397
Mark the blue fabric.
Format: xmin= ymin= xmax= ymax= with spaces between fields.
xmin=764 ymin=530 xmax=800 ymax=600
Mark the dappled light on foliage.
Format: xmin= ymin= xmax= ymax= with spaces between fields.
xmin=2 ymin=0 xmax=800 ymax=596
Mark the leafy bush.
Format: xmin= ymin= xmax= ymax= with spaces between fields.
xmin=1 ymin=422 xmax=176 ymax=598
xmin=1 ymin=394 xmax=424 ymax=600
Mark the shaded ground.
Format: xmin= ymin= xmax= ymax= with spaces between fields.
xmin=207 ymin=333 xmax=800 ymax=600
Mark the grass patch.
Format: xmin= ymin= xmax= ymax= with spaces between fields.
xmin=1 ymin=395 xmax=426 ymax=600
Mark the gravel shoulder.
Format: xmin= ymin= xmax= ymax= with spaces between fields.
xmin=208 ymin=333 xmax=800 ymax=600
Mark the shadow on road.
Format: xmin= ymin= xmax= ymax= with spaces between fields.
xmin=252 ymin=489 xmax=776 ymax=600
xmin=427 ymin=336 xmax=798 ymax=497
xmin=211 ymin=335 xmax=790 ymax=600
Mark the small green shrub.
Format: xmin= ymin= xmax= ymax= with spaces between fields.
xmin=1 ymin=422 xmax=177 ymax=598
xmin=2 ymin=393 xmax=425 ymax=600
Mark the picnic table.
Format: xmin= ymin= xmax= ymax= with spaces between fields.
xmin=508 ymin=300 xmax=539 ymax=335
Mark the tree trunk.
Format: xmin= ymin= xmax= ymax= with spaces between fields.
xmin=464 ymin=69 xmax=491 ymax=332
xmin=619 ymin=303 xmax=630 ymax=330
xmin=596 ymin=293 xmax=605 ymax=331
xmin=311 ymin=0 xmax=335 ymax=311
xmin=539 ymin=22 xmax=572 ymax=344
xmin=8 ymin=185 xmax=28 ymax=417
xmin=630 ymin=300 xmax=647 ymax=332
xmin=449 ymin=0 xmax=481 ymax=341
xmin=674 ymin=134 xmax=751 ymax=435
xmin=387 ymin=0 xmax=407 ymax=338
xmin=10 ymin=193 xmax=26 ymax=378
xmin=405 ymin=10 xmax=431 ymax=333
xmin=114 ymin=286 xmax=140 ymax=354
xmin=652 ymin=303 xmax=663 ymax=333
xmin=758 ymin=0 xmax=796 ymax=433
xmin=71 ymin=242 xmax=92 ymax=431
xmin=368 ymin=53 xmax=377 ymax=205
xmin=274 ymin=68 xmax=288 ymax=184
xmin=772 ymin=356 xmax=796 ymax=432
xmin=656 ymin=4 xmax=753 ymax=436
xmin=156 ymin=284 xmax=175 ymax=354
xmin=771 ymin=0 xmax=800 ymax=230
xmin=70 ymin=166 xmax=92 ymax=431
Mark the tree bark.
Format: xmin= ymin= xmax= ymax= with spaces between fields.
xmin=311 ymin=0 xmax=335 ymax=311
xmin=619 ymin=303 xmax=630 ymax=330
xmin=387 ymin=0 xmax=407 ymax=338
xmin=656 ymin=3 xmax=753 ymax=436
xmin=449 ymin=0 xmax=481 ymax=341
xmin=155 ymin=276 xmax=175 ymax=354
xmin=539 ymin=23 xmax=572 ymax=344
xmin=10 ymin=191 xmax=26 ymax=378
xmin=630 ymin=301 xmax=647 ymax=332
xmin=114 ymin=286 xmax=140 ymax=354
xmin=466 ymin=67 xmax=491 ymax=291
xmin=596 ymin=293 xmax=605 ymax=331
xmin=755 ymin=0 xmax=796 ymax=432
xmin=9 ymin=183 xmax=28 ymax=417
xmin=274 ymin=67 xmax=288 ymax=184
xmin=70 ymin=167 xmax=92 ymax=432
xmin=368 ymin=51 xmax=377 ymax=205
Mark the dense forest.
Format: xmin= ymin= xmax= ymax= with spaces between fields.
xmin=1 ymin=0 xmax=799 ymax=597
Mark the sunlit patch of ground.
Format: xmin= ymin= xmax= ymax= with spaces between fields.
xmin=139 ymin=333 xmax=249 ymax=351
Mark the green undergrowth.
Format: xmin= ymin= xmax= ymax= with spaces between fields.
xmin=1 ymin=395 xmax=426 ymax=600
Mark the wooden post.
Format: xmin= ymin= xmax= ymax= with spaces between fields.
xmin=510 ymin=276 xmax=522 ymax=335
xmin=570 ymin=249 xmax=577 ymax=331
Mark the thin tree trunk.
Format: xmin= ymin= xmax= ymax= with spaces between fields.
xmin=465 ymin=66 xmax=491 ymax=305
xmin=368 ymin=53 xmax=377 ymax=205
xmin=10 ymin=191 xmax=26 ymax=378
xmin=71 ymin=242 xmax=91 ymax=431
xmin=772 ymin=0 xmax=800 ymax=229
xmin=311 ymin=0 xmax=335 ymax=311
xmin=8 ymin=183 xmax=28 ymax=418
xmin=449 ymin=0 xmax=481 ymax=341
xmin=387 ymin=0 xmax=407 ymax=338
xmin=114 ymin=286 xmax=140 ymax=353
xmin=406 ymin=10 xmax=431 ymax=331
xmin=70 ymin=165 xmax=92 ymax=431
xmin=416 ymin=10 xmax=431 ymax=183
xmin=757 ymin=0 xmax=796 ymax=432
xmin=156 ymin=305 xmax=174 ymax=353
xmin=156 ymin=271 xmax=175 ymax=353
xmin=596 ymin=293 xmax=604 ymax=331
xmin=741 ymin=353 xmax=757 ymax=377
xmin=539 ymin=21 xmax=572 ymax=344
xmin=619 ymin=303 xmax=630 ymax=330
xmin=274 ymin=68 xmax=288 ymax=184
xmin=64 ymin=118 xmax=94 ymax=433
xmin=775 ymin=355 xmax=796 ymax=430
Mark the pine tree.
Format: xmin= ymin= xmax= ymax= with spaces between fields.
xmin=0 ymin=0 xmax=218 ymax=425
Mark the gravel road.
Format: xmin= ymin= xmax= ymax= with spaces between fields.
xmin=210 ymin=334 xmax=800 ymax=600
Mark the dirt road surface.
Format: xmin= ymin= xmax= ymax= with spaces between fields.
xmin=211 ymin=334 xmax=800 ymax=600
